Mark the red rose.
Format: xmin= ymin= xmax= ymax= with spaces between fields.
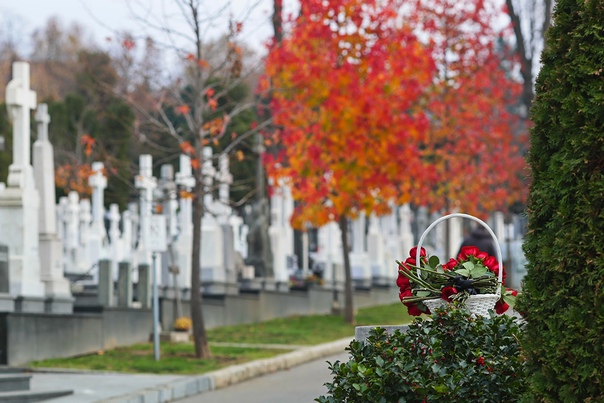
xmin=396 ymin=273 xmax=410 ymax=289
xmin=442 ymin=258 xmax=458 ymax=271
xmin=495 ymin=300 xmax=510 ymax=314
xmin=441 ymin=286 xmax=458 ymax=301
xmin=506 ymin=288 xmax=518 ymax=297
xmin=483 ymin=256 xmax=498 ymax=270
xmin=458 ymin=246 xmax=479 ymax=260
xmin=399 ymin=288 xmax=412 ymax=302
xmin=476 ymin=251 xmax=489 ymax=260
xmin=400 ymin=256 xmax=418 ymax=271
xmin=406 ymin=304 xmax=424 ymax=317
xmin=409 ymin=246 xmax=427 ymax=258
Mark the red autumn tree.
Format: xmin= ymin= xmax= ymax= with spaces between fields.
xmin=264 ymin=0 xmax=435 ymax=324
xmin=407 ymin=0 xmax=528 ymax=221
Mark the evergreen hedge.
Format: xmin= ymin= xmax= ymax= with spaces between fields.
xmin=517 ymin=0 xmax=604 ymax=401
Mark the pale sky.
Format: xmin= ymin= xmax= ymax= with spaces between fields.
xmin=1 ymin=0 xmax=298 ymax=54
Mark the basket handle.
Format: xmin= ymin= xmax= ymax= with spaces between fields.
xmin=415 ymin=213 xmax=503 ymax=297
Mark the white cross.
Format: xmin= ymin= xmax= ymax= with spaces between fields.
xmin=5 ymin=62 xmax=37 ymax=187
xmin=202 ymin=147 xmax=215 ymax=206
xmin=175 ymin=154 xmax=195 ymax=190
xmin=88 ymin=162 xmax=107 ymax=228
xmin=35 ymin=103 xmax=51 ymax=142
xmin=218 ymin=153 xmax=233 ymax=203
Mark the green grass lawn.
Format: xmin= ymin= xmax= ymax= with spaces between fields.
xmin=29 ymin=302 xmax=413 ymax=374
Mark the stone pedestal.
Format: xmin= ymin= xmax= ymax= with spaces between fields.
xmin=40 ymin=233 xmax=73 ymax=313
xmin=138 ymin=263 xmax=152 ymax=309
xmin=98 ymin=259 xmax=114 ymax=307
xmin=118 ymin=261 xmax=133 ymax=307
xmin=15 ymin=296 xmax=46 ymax=313
xmin=0 ymin=186 xmax=45 ymax=300
xmin=0 ymin=294 xmax=15 ymax=312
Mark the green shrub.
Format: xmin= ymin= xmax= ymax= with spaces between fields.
xmin=316 ymin=305 xmax=527 ymax=402
xmin=518 ymin=0 xmax=604 ymax=401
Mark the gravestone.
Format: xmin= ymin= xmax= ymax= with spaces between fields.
xmin=246 ymin=198 xmax=273 ymax=278
xmin=0 ymin=244 xmax=14 ymax=311
xmin=216 ymin=153 xmax=233 ymax=223
xmin=367 ymin=213 xmax=387 ymax=285
xmin=108 ymin=203 xmax=122 ymax=279
xmin=267 ymin=179 xmax=293 ymax=290
xmin=33 ymin=103 xmax=73 ymax=312
xmin=78 ymin=198 xmax=93 ymax=275
xmin=135 ymin=154 xmax=157 ymax=267
xmin=316 ymin=221 xmax=344 ymax=287
xmin=382 ymin=204 xmax=402 ymax=279
xmin=350 ymin=213 xmax=371 ymax=288
xmin=88 ymin=162 xmax=108 ymax=273
xmin=0 ymin=61 xmax=45 ymax=310
xmin=399 ymin=204 xmax=415 ymax=260
xmin=117 ymin=261 xmax=132 ymax=307
xmin=64 ymin=191 xmax=82 ymax=276
xmin=175 ymin=154 xmax=194 ymax=289
xmin=158 ymin=164 xmax=179 ymax=287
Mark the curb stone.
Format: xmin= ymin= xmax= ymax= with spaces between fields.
xmin=101 ymin=337 xmax=353 ymax=403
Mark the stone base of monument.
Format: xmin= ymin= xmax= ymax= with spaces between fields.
xmin=201 ymin=281 xmax=240 ymax=296
xmin=44 ymin=296 xmax=74 ymax=314
xmin=255 ymin=278 xmax=289 ymax=292
xmin=239 ymin=278 xmax=262 ymax=292
xmin=355 ymin=325 xmax=410 ymax=343
xmin=371 ymin=276 xmax=394 ymax=288
xmin=159 ymin=331 xmax=191 ymax=343
xmin=14 ymin=296 xmax=45 ymax=313
xmin=353 ymin=279 xmax=372 ymax=290
xmin=0 ymin=293 xmax=15 ymax=312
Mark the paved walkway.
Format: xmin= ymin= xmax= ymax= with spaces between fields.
xmin=27 ymin=337 xmax=353 ymax=403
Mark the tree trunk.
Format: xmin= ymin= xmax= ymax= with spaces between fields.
xmin=338 ymin=215 xmax=355 ymax=324
xmin=272 ymin=0 xmax=283 ymax=44
xmin=190 ymin=174 xmax=211 ymax=358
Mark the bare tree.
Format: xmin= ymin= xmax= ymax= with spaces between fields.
xmin=116 ymin=0 xmax=268 ymax=359
xmin=505 ymin=0 xmax=554 ymax=113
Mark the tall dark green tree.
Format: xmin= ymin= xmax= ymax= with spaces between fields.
xmin=518 ymin=0 xmax=604 ymax=400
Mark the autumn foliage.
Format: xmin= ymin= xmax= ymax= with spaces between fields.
xmin=264 ymin=0 xmax=435 ymax=228
xmin=265 ymin=0 xmax=527 ymax=225
xmin=408 ymin=0 xmax=527 ymax=216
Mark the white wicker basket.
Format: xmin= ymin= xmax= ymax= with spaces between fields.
xmin=415 ymin=213 xmax=503 ymax=317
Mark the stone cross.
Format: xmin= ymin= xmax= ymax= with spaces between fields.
xmin=175 ymin=155 xmax=194 ymax=289
xmin=202 ymin=147 xmax=215 ymax=208
xmin=5 ymin=62 xmax=37 ymax=188
xmin=88 ymin=162 xmax=107 ymax=232
xmin=135 ymin=154 xmax=157 ymax=262
xmin=160 ymin=164 xmax=178 ymax=239
xmin=78 ymin=199 xmax=92 ymax=273
xmin=108 ymin=204 xmax=121 ymax=251
xmin=35 ymin=103 xmax=50 ymax=141
xmin=33 ymin=103 xmax=55 ymax=234
xmin=218 ymin=153 xmax=232 ymax=204
xmin=399 ymin=203 xmax=415 ymax=258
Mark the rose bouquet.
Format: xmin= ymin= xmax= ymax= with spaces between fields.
xmin=396 ymin=246 xmax=518 ymax=316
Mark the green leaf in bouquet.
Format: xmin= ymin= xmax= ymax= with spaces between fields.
xmin=455 ymin=268 xmax=470 ymax=277
xmin=428 ymin=255 xmax=440 ymax=268
xmin=462 ymin=261 xmax=475 ymax=271
xmin=471 ymin=264 xmax=488 ymax=278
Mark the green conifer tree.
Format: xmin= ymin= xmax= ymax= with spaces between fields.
xmin=518 ymin=0 xmax=604 ymax=400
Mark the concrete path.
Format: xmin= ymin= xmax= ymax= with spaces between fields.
xmin=26 ymin=337 xmax=353 ymax=403
xmin=174 ymin=350 xmax=349 ymax=403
